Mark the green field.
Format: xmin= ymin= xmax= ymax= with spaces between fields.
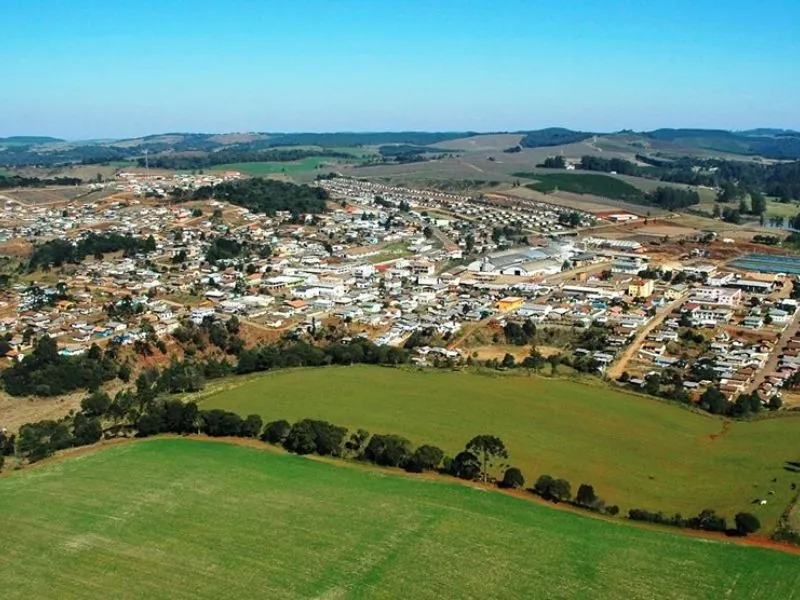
xmin=1 ymin=438 xmax=798 ymax=599
xmin=208 ymin=157 xmax=349 ymax=176
xmin=199 ymin=367 xmax=800 ymax=530
xmin=518 ymin=172 xmax=647 ymax=202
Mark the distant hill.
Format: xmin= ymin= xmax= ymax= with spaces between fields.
xmin=3 ymin=127 xmax=800 ymax=169
xmin=643 ymin=128 xmax=800 ymax=159
xmin=0 ymin=136 xmax=64 ymax=146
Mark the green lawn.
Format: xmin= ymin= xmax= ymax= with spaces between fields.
xmin=1 ymin=438 xmax=798 ymax=599
xmin=198 ymin=367 xmax=800 ymax=530
xmin=208 ymin=157 xmax=348 ymax=176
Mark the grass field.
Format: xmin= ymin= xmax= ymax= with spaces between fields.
xmin=208 ymin=157 xmax=351 ymax=176
xmin=198 ymin=367 xmax=800 ymax=530
xmin=1 ymin=438 xmax=798 ymax=599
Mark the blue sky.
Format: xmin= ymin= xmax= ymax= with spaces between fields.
xmin=1 ymin=0 xmax=799 ymax=139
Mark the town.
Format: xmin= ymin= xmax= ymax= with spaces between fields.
xmin=3 ymin=170 xmax=799 ymax=416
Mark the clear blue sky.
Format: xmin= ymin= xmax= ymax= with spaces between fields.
xmin=2 ymin=0 xmax=799 ymax=139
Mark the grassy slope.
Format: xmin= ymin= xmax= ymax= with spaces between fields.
xmin=1 ymin=438 xmax=798 ymax=600
xmin=206 ymin=157 xmax=339 ymax=176
xmin=198 ymin=367 xmax=800 ymax=529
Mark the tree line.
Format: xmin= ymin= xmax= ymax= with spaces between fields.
xmin=0 ymin=175 xmax=82 ymax=189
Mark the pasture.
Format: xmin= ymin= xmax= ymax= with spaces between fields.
xmin=1 ymin=438 xmax=798 ymax=599
xmin=209 ymin=157 xmax=351 ymax=177
xmin=198 ymin=366 xmax=800 ymax=530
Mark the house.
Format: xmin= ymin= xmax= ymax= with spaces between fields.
xmin=496 ymin=296 xmax=524 ymax=312
xmin=691 ymin=287 xmax=742 ymax=307
xmin=627 ymin=278 xmax=654 ymax=299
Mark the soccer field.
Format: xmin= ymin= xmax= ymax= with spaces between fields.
xmin=198 ymin=366 xmax=800 ymax=530
xmin=1 ymin=439 xmax=798 ymax=599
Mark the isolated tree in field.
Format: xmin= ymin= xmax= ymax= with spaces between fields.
xmin=734 ymin=512 xmax=761 ymax=536
xmin=465 ymin=435 xmax=508 ymax=482
xmin=500 ymin=467 xmax=525 ymax=489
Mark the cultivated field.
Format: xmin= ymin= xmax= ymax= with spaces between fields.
xmin=1 ymin=438 xmax=798 ymax=599
xmin=198 ymin=366 xmax=800 ymax=530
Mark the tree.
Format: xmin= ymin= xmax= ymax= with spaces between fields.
xmin=750 ymin=191 xmax=766 ymax=215
xmin=80 ymin=391 xmax=111 ymax=418
xmin=499 ymin=467 xmax=525 ymax=489
xmin=576 ymin=484 xmax=598 ymax=507
xmin=73 ymin=414 xmax=102 ymax=446
xmin=449 ymin=450 xmax=481 ymax=480
xmin=363 ymin=434 xmax=412 ymax=467
xmin=465 ymin=435 xmax=509 ymax=482
xmin=261 ymin=419 xmax=291 ymax=444
xmin=345 ymin=429 xmax=371 ymax=454
xmin=241 ymin=414 xmax=264 ymax=438
xmin=501 ymin=353 xmax=516 ymax=368
xmin=734 ymin=512 xmax=761 ymax=536
xmin=404 ymin=444 xmax=444 ymax=473
xmin=533 ymin=474 xmax=572 ymax=502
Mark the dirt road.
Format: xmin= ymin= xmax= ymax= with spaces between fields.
xmin=606 ymin=295 xmax=686 ymax=380
xmin=744 ymin=310 xmax=800 ymax=395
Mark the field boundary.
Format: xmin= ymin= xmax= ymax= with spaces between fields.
xmin=10 ymin=433 xmax=800 ymax=557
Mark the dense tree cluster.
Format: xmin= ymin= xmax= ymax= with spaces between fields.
xmin=1 ymin=337 xmax=118 ymax=397
xmin=29 ymin=232 xmax=156 ymax=269
xmin=537 ymin=156 xmax=567 ymax=169
xmin=519 ymin=128 xmax=593 ymax=148
xmin=192 ymin=178 xmax=329 ymax=216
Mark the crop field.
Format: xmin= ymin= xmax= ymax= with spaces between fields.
xmin=199 ymin=367 xmax=800 ymax=530
xmin=1 ymin=438 xmax=798 ymax=599
xmin=518 ymin=172 xmax=647 ymax=203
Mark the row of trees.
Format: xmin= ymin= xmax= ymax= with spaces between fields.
xmin=0 ymin=175 xmax=82 ymax=189
xmin=629 ymin=507 xmax=760 ymax=537
xmin=235 ymin=338 xmax=410 ymax=375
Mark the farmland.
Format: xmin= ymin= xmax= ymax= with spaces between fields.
xmin=518 ymin=172 xmax=647 ymax=203
xmin=208 ymin=157 xmax=354 ymax=177
xmin=199 ymin=366 xmax=800 ymax=530
xmin=1 ymin=438 xmax=798 ymax=599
